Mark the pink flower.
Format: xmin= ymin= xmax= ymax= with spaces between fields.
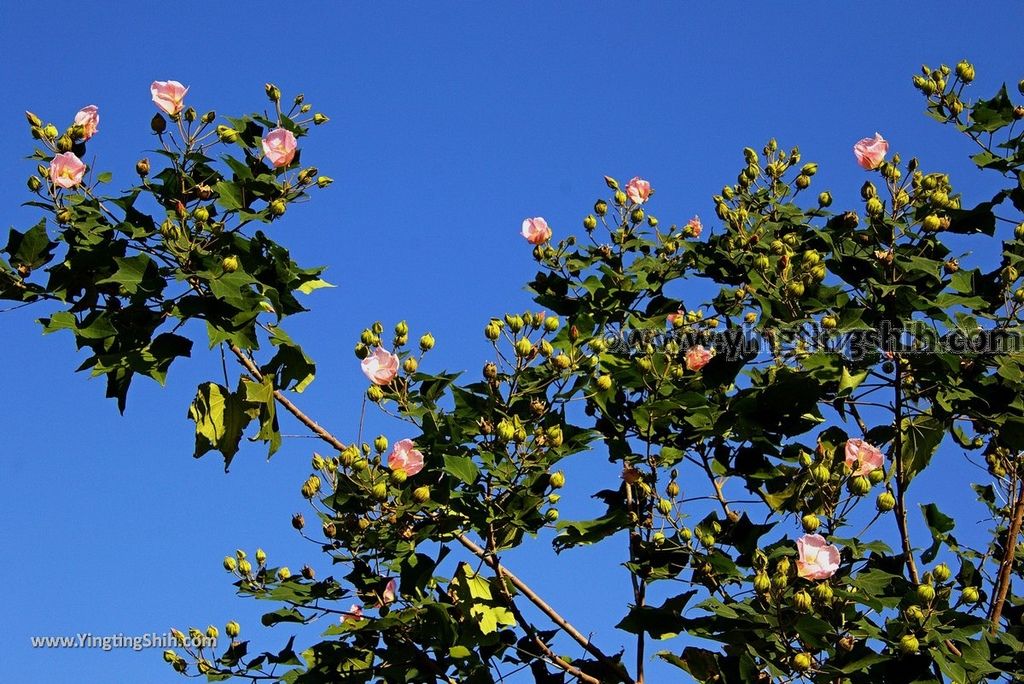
xmin=387 ymin=439 xmax=424 ymax=477
xmin=796 ymin=534 xmax=841 ymax=580
xmin=686 ymin=216 xmax=703 ymax=238
xmin=626 ymin=177 xmax=652 ymax=204
xmin=342 ymin=604 xmax=363 ymax=622
xmin=262 ymin=128 xmax=298 ymax=168
xmin=150 ymin=80 xmax=188 ymax=115
xmin=74 ymin=105 xmax=100 ymax=140
xmin=521 ymin=217 xmax=552 ymax=245
xmin=685 ymin=345 xmax=714 ymax=371
xmin=667 ymin=310 xmax=684 ymax=326
xmin=49 ymin=152 xmax=87 ymax=189
xmin=844 ymin=438 xmax=884 ymax=476
xmin=853 ymin=132 xmax=889 ymax=170
xmin=361 ymin=347 xmax=399 ymax=385
xmin=369 ymin=579 xmax=397 ymax=608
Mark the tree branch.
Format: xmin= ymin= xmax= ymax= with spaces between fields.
xmin=893 ymin=362 xmax=920 ymax=585
xmin=989 ymin=478 xmax=1024 ymax=632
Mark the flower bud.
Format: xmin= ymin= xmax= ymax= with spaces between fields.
xmin=812 ymin=583 xmax=834 ymax=604
xmin=496 ymin=421 xmax=515 ymax=442
xmin=514 ymin=338 xmax=533 ymax=357
xmin=794 ymin=174 xmax=811 ymax=190
xmin=313 ymin=113 xmax=329 ymax=125
xmin=27 ymin=176 xmax=42 ymax=192
xmin=962 ymin=586 xmax=980 ymax=603
xmin=183 ymin=107 xmax=197 ymax=122
xmin=811 ymin=463 xmax=831 ymax=483
xmin=801 ymin=513 xmax=821 ymax=533
xmin=269 ymin=199 xmax=286 ymax=217
xmin=374 ymin=435 xmax=389 ymax=453
xmin=225 ymin=621 xmax=240 ymax=638
xmin=921 ymin=214 xmax=941 ymax=232
xmin=265 ymin=83 xmax=281 ymax=102
xmin=916 ymin=584 xmax=936 ymax=603
xmin=933 ymin=563 xmax=951 ymax=583
xmin=367 ymin=385 xmax=385 ymax=402
xmin=848 ymin=476 xmax=871 ymax=496
xmin=136 ymin=158 xmax=150 ymax=177
xmin=25 ymin=110 xmax=42 ymax=127
xmin=594 ymin=199 xmax=608 ymax=216
xmin=545 ymin=508 xmax=560 ymax=522
xmin=657 ymin=499 xmax=673 ymax=516
xmin=193 ymin=206 xmax=210 ymax=223
xmin=553 ymin=354 xmax=571 ymax=370
xmin=56 ymin=135 xmax=74 ymax=153
xmin=955 ymin=60 xmax=974 ymax=83
xmin=412 ymin=485 xmax=430 ymax=503
xmin=163 ymin=649 xmax=177 ymax=663
xmin=201 ymin=110 xmax=216 ymax=124
xmin=800 ymin=162 xmax=818 ymax=177
xmin=316 ymin=176 xmax=334 ymax=189
xmin=255 ymin=548 xmax=267 ymax=565
xmin=754 ymin=572 xmax=771 ymax=593
xmin=877 ymin=491 xmax=896 ymax=512
xmin=791 ymin=652 xmax=812 ymax=671
xmin=223 ymin=556 xmax=237 ymax=572
xmin=42 ymin=123 xmax=59 ymax=139
xmin=630 ymin=208 xmax=644 ymax=224
xmin=865 ymin=197 xmax=884 ymax=217
xmin=614 ymin=190 xmax=627 ymax=206
xmin=403 ymin=357 xmax=418 ymax=374
xmin=787 ymin=281 xmax=805 ymax=298
xmin=214 ymin=125 xmax=237 ymax=143
xmin=898 ymin=634 xmax=919 ymax=655
xmin=372 ymin=482 xmax=388 ymax=500
xmin=238 ymin=558 xmax=252 ymax=575
xmin=547 ymin=470 xmax=567 ymax=489
xmin=596 ymin=375 xmax=612 ymax=391
xmin=390 ymin=469 xmax=408 ymax=485
xmin=419 ymin=333 xmax=435 ymax=351
xmin=793 ymin=590 xmax=812 ymax=612
xmin=666 ymin=481 xmax=680 ymax=498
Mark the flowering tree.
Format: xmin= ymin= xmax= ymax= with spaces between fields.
xmin=6 ymin=61 xmax=1024 ymax=683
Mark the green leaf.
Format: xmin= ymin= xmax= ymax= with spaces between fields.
xmin=187 ymin=382 xmax=253 ymax=469
xmin=96 ymin=254 xmax=161 ymax=295
xmin=215 ymin=180 xmax=245 ymax=211
xmin=443 ymin=454 xmax=479 ymax=485
xmin=616 ymin=591 xmax=696 ymax=639
xmin=900 ymin=414 xmax=945 ymax=485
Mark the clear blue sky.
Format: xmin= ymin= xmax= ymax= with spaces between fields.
xmin=2 ymin=2 xmax=1023 ymax=682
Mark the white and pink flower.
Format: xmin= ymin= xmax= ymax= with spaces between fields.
xmin=626 ymin=177 xmax=652 ymax=204
xmin=521 ymin=217 xmax=552 ymax=245
xmin=796 ymin=534 xmax=841 ymax=580
xmin=361 ymin=347 xmax=399 ymax=386
xmin=853 ymin=133 xmax=889 ymax=170
xmin=387 ymin=439 xmax=424 ymax=477
xmin=49 ymin=152 xmax=87 ymax=189
xmin=262 ymin=128 xmax=298 ymax=168
xmin=151 ymin=80 xmax=188 ymax=115
xmin=74 ymin=105 xmax=100 ymax=140
xmin=844 ymin=438 xmax=884 ymax=476
xmin=685 ymin=345 xmax=714 ymax=371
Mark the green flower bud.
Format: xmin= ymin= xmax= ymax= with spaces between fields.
xmin=313 ymin=113 xmax=329 ymax=125
xmin=238 ymin=558 xmax=252 ymax=575
xmin=390 ymin=469 xmax=408 ymax=485
xmin=225 ymin=621 xmax=240 ymax=638
xmin=1004 ymin=266 xmax=1020 ymax=283
xmin=812 ymin=463 xmax=831 ymax=483
xmin=27 ymin=176 xmax=42 ymax=192
xmin=791 ymin=652 xmax=812 ymax=671
xmin=666 ymin=481 xmax=680 ymax=498
xmin=419 ymin=333 xmax=435 ymax=351
xmin=821 ymin=315 xmax=838 ymax=330
xmin=42 ymin=123 xmax=60 ymax=139
xmin=56 ymin=134 xmax=74 ymax=153
xmin=787 ymin=281 xmax=806 ymax=298
xmin=898 ymin=634 xmax=919 ymax=655
xmin=413 ymin=485 xmax=430 ymax=503
xmin=514 ymin=337 xmax=533 ymax=357
xmin=403 ymin=357 xmax=418 ymax=374
xmin=550 ymin=471 xmax=566 ymax=488
xmin=163 ymin=649 xmax=178 ymax=663
xmin=25 ymin=110 xmax=42 ymax=127
xmin=496 ymin=421 xmax=515 ymax=442
xmin=223 ymin=556 xmax=237 ymax=572
xmin=367 ymin=385 xmax=384 ymax=402
xmin=921 ymin=214 xmax=941 ymax=232
xmin=848 ymin=476 xmax=871 ymax=496
xmin=793 ymin=589 xmax=812 ymax=612
xmin=596 ymin=375 xmax=612 ymax=392
xmin=630 ymin=208 xmax=644 ymax=224
xmin=877 ymin=491 xmax=896 ymax=512
xmin=255 ymin=548 xmax=266 ymax=565
xmin=372 ymin=482 xmax=388 ymax=500
xmin=962 ymin=586 xmax=980 ymax=603
xmin=866 ymin=197 xmax=884 ymax=217
xmin=800 ymin=162 xmax=818 ymax=177
xmin=933 ymin=563 xmax=951 ymax=583
xmin=265 ymin=83 xmax=281 ymax=102
xmin=201 ymin=110 xmax=216 ymax=124
xmin=374 ymin=435 xmax=388 ymax=453
xmin=916 ymin=584 xmax=936 ymax=603
xmin=754 ymin=572 xmax=771 ymax=593
xmin=545 ymin=508 xmax=560 ymax=522
xmin=613 ymin=190 xmax=627 ymax=206
xmin=216 ymin=125 xmax=238 ymax=143
xmin=795 ymin=174 xmax=811 ymax=190
xmin=269 ymin=199 xmax=286 ymax=217
xmin=583 ymin=214 xmax=597 ymax=231
xmin=316 ymin=176 xmax=333 ymax=188
xmin=594 ymin=199 xmax=608 ymax=216
xmin=801 ymin=513 xmax=821 ymax=533
xmin=812 ymin=583 xmax=833 ymax=604
xmin=955 ymin=60 xmax=975 ymax=83
xmin=183 ymin=107 xmax=197 ymax=123
xmin=657 ymin=499 xmax=673 ymax=516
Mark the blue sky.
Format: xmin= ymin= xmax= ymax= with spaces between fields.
xmin=2 ymin=2 xmax=1023 ymax=682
